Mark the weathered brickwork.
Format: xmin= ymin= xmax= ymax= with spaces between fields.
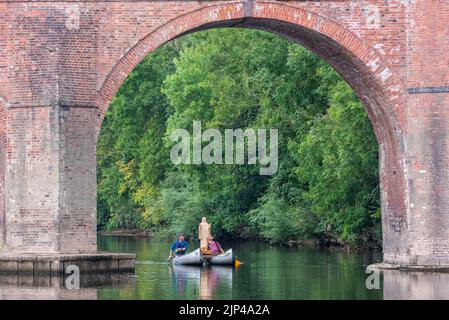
xmin=5 ymin=107 xmax=60 ymax=253
xmin=0 ymin=99 xmax=5 ymax=251
xmin=0 ymin=0 xmax=447 ymax=267
xmin=58 ymin=106 xmax=98 ymax=253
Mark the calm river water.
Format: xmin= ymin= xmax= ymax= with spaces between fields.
xmin=98 ymin=236 xmax=383 ymax=300
xmin=1 ymin=236 xmax=449 ymax=299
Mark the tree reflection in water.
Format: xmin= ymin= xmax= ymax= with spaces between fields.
xmin=1 ymin=267 xmax=449 ymax=299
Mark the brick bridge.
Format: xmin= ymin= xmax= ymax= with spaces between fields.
xmin=0 ymin=0 xmax=448 ymax=269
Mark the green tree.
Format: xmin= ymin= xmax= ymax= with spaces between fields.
xmin=296 ymin=81 xmax=380 ymax=244
xmin=97 ymin=42 xmax=181 ymax=230
xmin=97 ymin=28 xmax=381 ymax=246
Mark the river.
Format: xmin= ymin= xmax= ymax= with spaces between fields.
xmin=1 ymin=236 xmax=449 ymax=299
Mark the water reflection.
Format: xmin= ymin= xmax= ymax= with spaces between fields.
xmin=383 ymin=270 xmax=449 ymax=300
xmin=0 ymin=273 xmax=134 ymax=300
xmin=2 ymin=237 xmax=449 ymax=299
xmin=170 ymin=265 xmax=233 ymax=299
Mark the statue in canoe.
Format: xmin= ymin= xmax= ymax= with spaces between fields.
xmin=168 ymin=217 xmax=236 ymax=266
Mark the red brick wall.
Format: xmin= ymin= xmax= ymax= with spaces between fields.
xmin=0 ymin=0 xmax=447 ymax=266
xmin=58 ymin=106 xmax=98 ymax=253
xmin=0 ymin=99 xmax=5 ymax=251
xmin=402 ymin=0 xmax=449 ymax=266
xmin=0 ymin=5 xmax=6 ymax=251
xmin=4 ymin=106 xmax=60 ymax=253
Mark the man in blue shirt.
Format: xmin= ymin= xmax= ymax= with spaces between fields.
xmin=168 ymin=233 xmax=188 ymax=260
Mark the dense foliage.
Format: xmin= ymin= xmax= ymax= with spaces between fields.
xmin=97 ymin=29 xmax=381 ymax=246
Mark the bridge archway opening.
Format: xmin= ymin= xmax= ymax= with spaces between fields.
xmin=95 ymin=3 xmax=408 ymax=260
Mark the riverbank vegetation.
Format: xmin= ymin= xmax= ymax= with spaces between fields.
xmin=97 ymin=29 xmax=381 ymax=247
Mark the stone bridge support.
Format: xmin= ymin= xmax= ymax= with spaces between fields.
xmin=0 ymin=0 xmax=448 ymax=270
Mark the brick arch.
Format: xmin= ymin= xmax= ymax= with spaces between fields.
xmin=97 ymin=1 xmax=406 ymax=142
xmin=96 ymin=1 xmax=409 ymax=257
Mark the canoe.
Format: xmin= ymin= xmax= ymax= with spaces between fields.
xmin=172 ymin=248 xmax=203 ymax=265
xmin=171 ymin=248 xmax=235 ymax=266
xmin=209 ymin=249 xmax=234 ymax=265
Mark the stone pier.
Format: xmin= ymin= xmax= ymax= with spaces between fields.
xmin=0 ymin=253 xmax=135 ymax=274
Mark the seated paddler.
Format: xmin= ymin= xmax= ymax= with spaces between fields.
xmin=207 ymin=237 xmax=225 ymax=255
xmin=168 ymin=233 xmax=188 ymax=260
